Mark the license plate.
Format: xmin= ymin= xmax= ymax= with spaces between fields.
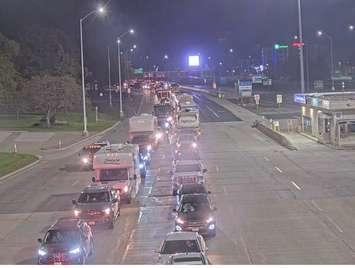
xmin=89 ymin=221 xmax=96 ymax=225
xmin=191 ymin=227 xmax=199 ymax=232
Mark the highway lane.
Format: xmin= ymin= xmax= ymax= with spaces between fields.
xmin=3 ymin=89 xmax=355 ymax=264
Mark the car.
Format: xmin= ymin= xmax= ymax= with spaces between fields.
xmin=173 ymin=150 xmax=201 ymax=164
xmin=173 ymin=194 xmax=217 ymax=237
xmin=78 ymin=141 xmax=109 ymax=169
xmin=171 ymin=160 xmax=207 ymax=195
xmin=37 ymin=218 xmax=93 ymax=265
xmin=168 ymin=252 xmax=210 ymax=265
xmin=175 ymin=134 xmax=198 ymax=149
xmin=72 ymin=184 xmax=120 ymax=229
xmin=173 ymin=144 xmax=199 ymax=161
xmin=157 ymin=231 xmax=207 ymax=264
xmin=176 ymin=183 xmax=210 ymax=205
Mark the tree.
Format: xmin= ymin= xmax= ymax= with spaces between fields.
xmin=0 ymin=32 xmax=25 ymax=117
xmin=24 ymin=74 xmax=81 ymax=128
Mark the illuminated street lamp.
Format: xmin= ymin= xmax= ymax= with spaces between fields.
xmin=80 ymin=5 xmax=106 ymax=136
xmin=349 ymin=25 xmax=354 ymax=31
xmin=229 ymin=48 xmax=234 ymax=53
xmin=316 ymin=30 xmax=335 ymax=90
xmin=117 ymin=29 xmax=135 ymax=117
xmin=164 ymin=54 xmax=169 ymax=60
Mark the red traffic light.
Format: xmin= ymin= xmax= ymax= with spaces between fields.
xmin=292 ymin=41 xmax=304 ymax=48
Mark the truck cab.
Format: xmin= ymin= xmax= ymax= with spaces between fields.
xmin=92 ymin=144 xmax=141 ymax=203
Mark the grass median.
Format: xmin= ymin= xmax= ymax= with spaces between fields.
xmin=0 ymin=152 xmax=39 ymax=178
xmin=0 ymin=111 xmax=118 ymax=132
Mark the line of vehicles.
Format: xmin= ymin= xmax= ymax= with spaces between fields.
xmin=36 ymin=81 xmax=214 ymax=265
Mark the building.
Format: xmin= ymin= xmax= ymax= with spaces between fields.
xmin=295 ymin=92 xmax=355 ymax=148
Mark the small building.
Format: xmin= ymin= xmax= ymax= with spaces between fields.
xmin=294 ymin=91 xmax=355 ymax=148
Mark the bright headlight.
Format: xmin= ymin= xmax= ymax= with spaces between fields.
xmin=103 ymin=208 xmax=111 ymax=215
xmin=192 ymin=142 xmax=197 ymax=148
xmin=206 ymin=217 xmax=214 ymax=223
xmin=38 ymin=248 xmax=47 ymax=256
xmin=175 ymin=225 xmax=182 ymax=231
xmin=167 ymin=116 xmax=173 ymax=122
xmin=147 ymin=145 xmax=152 ymax=151
xmin=164 ymin=122 xmax=169 ymax=128
xmin=124 ymin=185 xmax=129 ymax=193
xmin=176 ymin=217 xmax=184 ymax=225
xmin=69 ymin=247 xmax=81 ymax=254
xmin=81 ymin=157 xmax=89 ymax=164
xmin=139 ymin=163 xmax=144 ymax=169
xmin=155 ymin=132 xmax=163 ymax=140
xmin=74 ymin=209 xmax=81 ymax=217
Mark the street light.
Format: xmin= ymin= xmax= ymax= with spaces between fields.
xmin=164 ymin=54 xmax=169 ymax=60
xmin=297 ymin=0 xmax=306 ymax=93
xmin=316 ymin=30 xmax=335 ymax=90
xmin=117 ymin=29 xmax=135 ymax=117
xmin=349 ymin=25 xmax=354 ymax=31
xmin=229 ymin=48 xmax=234 ymax=53
xmin=80 ymin=5 xmax=106 ymax=136
xmin=133 ymin=44 xmax=137 ymax=49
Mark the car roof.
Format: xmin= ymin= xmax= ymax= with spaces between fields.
xmin=165 ymin=231 xmax=199 ymax=241
xmin=50 ymin=218 xmax=82 ymax=230
xmin=82 ymin=183 xmax=111 ymax=193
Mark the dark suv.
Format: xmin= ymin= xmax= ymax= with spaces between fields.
xmin=176 ymin=183 xmax=211 ymax=205
xmin=72 ymin=184 xmax=120 ymax=229
xmin=37 ymin=218 xmax=93 ymax=264
xmin=173 ymin=194 xmax=217 ymax=237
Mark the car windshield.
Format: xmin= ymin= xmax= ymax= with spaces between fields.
xmin=180 ymin=195 xmax=210 ymax=212
xmin=161 ymin=240 xmax=200 ymax=254
xmin=44 ymin=230 xmax=81 ymax=244
xmin=78 ymin=191 xmax=109 ymax=203
xmin=132 ymin=136 xmax=150 ymax=144
xmin=181 ymin=185 xmax=206 ymax=195
xmin=179 ymin=116 xmax=197 ymax=122
xmin=100 ymin=169 xmax=128 ymax=181
xmin=175 ymin=164 xmax=200 ymax=173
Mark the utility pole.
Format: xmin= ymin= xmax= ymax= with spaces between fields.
xmin=108 ymin=46 xmax=112 ymax=107
xmin=297 ymin=0 xmax=306 ymax=93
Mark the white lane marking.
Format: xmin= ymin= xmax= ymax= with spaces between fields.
xmin=275 ymin=167 xmax=283 ymax=173
xmin=121 ymin=230 xmax=136 ymax=262
xmin=148 ymin=186 xmax=152 ymax=195
xmin=72 ymin=179 xmax=79 ymax=186
xmin=325 ymin=215 xmax=344 ymax=233
xmin=138 ymin=210 xmax=143 ymax=223
xmin=290 ymin=180 xmax=302 ymax=191
xmin=206 ymin=106 xmax=220 ymax=118
xmin=264 ymin=156 xmax=270 ymax=162
xmin=311 ymin=200 xmax=323 ymax=211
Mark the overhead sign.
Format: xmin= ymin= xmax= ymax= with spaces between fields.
xmin=294 ymin=94 xmax=306 ymax=104
xmin=134 ymin=68 xmax=144 ymax=74
xmin=263 ymin=78 xmax=272 ymax=86
xmin=252 ymin=76 xmax=263 ymax=84
xmin=276 ymin=94 xmax=283 ymax=104
xmin=188 ymin=55 xmax=200 ymax=67
xmin=238 ymin=80 xmax=253 ymax=97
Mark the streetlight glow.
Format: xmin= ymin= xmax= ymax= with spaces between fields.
xmin=349 ymin=25 xmax=354 ymax=31
xmin=98 ymin=6 xmax=105 ymax=14
xmin=229 ymin=48 xmax=234 ymax=53
xmin=164 ymin=54 xmax=169 ymax=60
xmin=317 ymin=30 xmax=323 ymax=37
xmin=133 ymin=44 xmax=137 ymax=49
xmin=117 ymin=39 xmax=121 ymax=44
xmin=129 ymin=29 xmax=135 ymax=34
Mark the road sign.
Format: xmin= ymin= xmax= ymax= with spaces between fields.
xmin=274 ymin=44 xmax=288 ymax=50
xmin=252 ymin=76 xmax=263 ymax=84
xmin=276 ymin=94 xmax=283 ymax=104
xmin=238 ymin=80 xmax=252 ymax=97
xmin=134 ymin=68 xmax=144 ymax=74
xmin=254 ymin=94 xmax=260 ymax=105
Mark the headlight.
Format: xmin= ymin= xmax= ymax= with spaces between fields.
xmin=74 ymin=209 xmax=81 ymax=217
xmin=208 ymin=224 xmax=215 ymax=230
xmin=81 ymin=157 xmax=89 ymax=164
xmin=175 ymin=225 xmax=183 ymax=231
xmin=38 ymin=248 xmax=47 ymax=256
xmin=192 ymin=142 xmax=197 ymax=148
xmin=155 ymin=132 xmax=163 ymax=140
xmin=147 ymin=145 xmax=152 ymax=151
xmin=206 ymin=217 xmax=214 ymax=223
xmin=69 ymin=247 xmax=81 ymax=254
xmin=167 ymin=116 xmax=173 ymax=122
xmin=176 ymin=143 xmax=181 ymax=148
xmin=164 ymin=122 xmax=169 ymax=128
xmin=176 ymin=217 xmax=184 ymax=225
xmin=103 ymin=208 xmax=111 ymax=215
xmin=139 ymin=163 xmax=144 ymax=169
xmin=124 ymin=185 xmax=129 ymax=193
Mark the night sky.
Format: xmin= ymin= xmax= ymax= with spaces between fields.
xmin=1 ymin=0 xmax=355 ymax=82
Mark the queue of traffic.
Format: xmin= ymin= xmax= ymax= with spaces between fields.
xmin=35 ymin=81 xmax=214 ymax=265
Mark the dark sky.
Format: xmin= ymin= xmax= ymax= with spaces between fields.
xmin=1 ymin=0 xmax=355 ymax=82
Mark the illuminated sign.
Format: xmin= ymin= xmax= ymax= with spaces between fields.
xmin=294 ymin=94 xmax=306 ymax=104
xmin=188 ymin=55 xmax=200 ymax=67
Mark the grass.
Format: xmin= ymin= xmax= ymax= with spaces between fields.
xmin=0 ymin=152 xmax=38 ymax=177
xmin=0 ymin=111 xmax=118 ymax=132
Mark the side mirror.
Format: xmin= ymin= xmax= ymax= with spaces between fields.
xmin=207 ymin=191 xmax=211 ymax=194
xmin=203 ymin=168 xmax=208 ymax=173
xmin=37 ymin=238 xmax=42 ymax=243
xmin=91 ymin=177 xmax=96 ymax=183
xmin=72 ymin=200 xmax=77 ymax=205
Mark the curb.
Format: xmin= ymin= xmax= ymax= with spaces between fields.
xmin=0 ymin=154 xmax=42 ymax=182
xmin=43 ymin=121 xmax=121 ymax=153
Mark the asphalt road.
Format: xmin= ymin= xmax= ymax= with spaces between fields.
xmin=2 ymin=90 xmax=355 ymax=264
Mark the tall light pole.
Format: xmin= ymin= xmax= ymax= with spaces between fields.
xmin=117 ymin=29 xmax=134 ymax=118
xmin=297 ymin=0 xmax=306 ymax=93
xmin=317 ymin=30 xmax=335 ymax=91
xmin=80 ymin=6 xmax=105 ymax=136
xmin=107 ymin=46 xmax=112 ymax=107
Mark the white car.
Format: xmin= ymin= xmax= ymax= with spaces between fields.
xmin=168 ymin=252 xmax=210 ymax=265
xmin=157 ymin=232 xmax=208 ymax=264
xmin=171 ymin=160 xmax=207 ymax=195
